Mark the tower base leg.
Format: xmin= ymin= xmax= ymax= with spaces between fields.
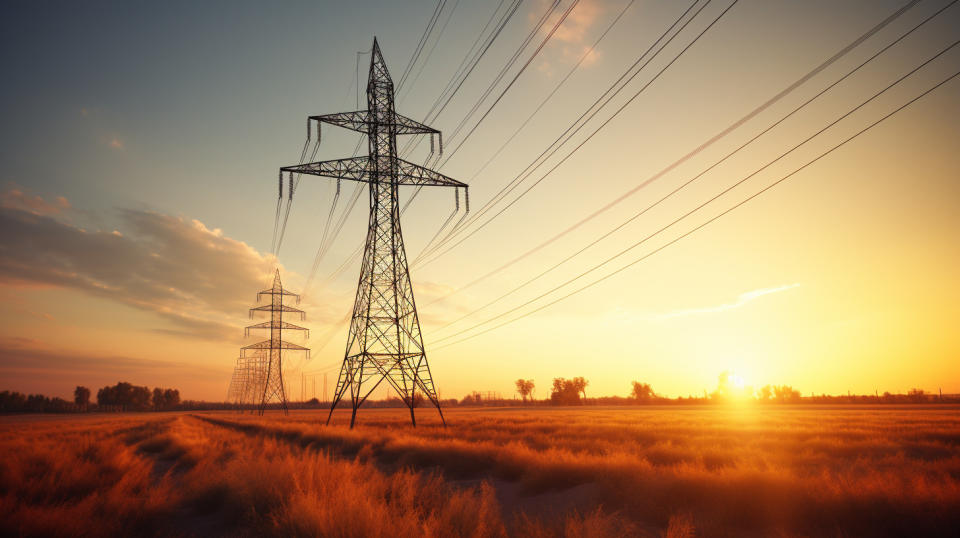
xmin=436 ymin=404 xmax=446 ymax=428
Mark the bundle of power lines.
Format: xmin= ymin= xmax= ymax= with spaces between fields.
xmin=272 ymin=0 xmax=959 ymax=367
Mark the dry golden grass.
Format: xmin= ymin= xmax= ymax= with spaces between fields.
xmin=1 ymin=405 xmax=958 ymax=536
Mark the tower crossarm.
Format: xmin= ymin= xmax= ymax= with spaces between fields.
xmin=281 ymin=157 xmax=369 ymax=182
xmin=243 ymin=339 xmax=310 ymax=353
xmin=257 ymin=288 xmax=300 ymax=302
xmin=392 ymin=113 xmax=440 ymax=135
xmin=282 ymin=157 xmax=465 ymax=188
xmin=244 ymin=320 xmax=309 ymax=337
xmin=309 ymin=111 xmax=438 ymax=136
xmin=395 ymin=158 xmax=466 ymax=187
xmin=249 ymin=304 xmax=306 ymax=320
xmin=310 ymin=111 xmax=370 ymax=134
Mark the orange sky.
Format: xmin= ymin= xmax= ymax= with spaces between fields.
xmin=1 ymin=0 xmax=958 ymax=401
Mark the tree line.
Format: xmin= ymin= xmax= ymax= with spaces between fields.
xmin=0 ymin=381 xmax=180 ymax=413
xmin=500 ymin=375 xmax=952 ymax=406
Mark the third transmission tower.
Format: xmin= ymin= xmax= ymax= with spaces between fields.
xmin=281 ymin=38 xmax=467 ymax=428
xmin=241 ymin=269 xmax=310 ymax=415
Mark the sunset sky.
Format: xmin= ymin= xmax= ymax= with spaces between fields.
xmin=1 ymin=0 xmax=958 ymax=401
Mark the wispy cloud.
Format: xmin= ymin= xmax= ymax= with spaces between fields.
xmin=651 ymin=283 xmax=801 ymax=320
xmin=0 ymin=191 xmax=300 ymax=341
xmin=532 ymin=0 xmax=606 ymax=76
xmin=0 ymin=337 xmax=227 ymax=398
xmin=0 ymin=184 xmax=71 ymax=216
xmin=108 ymin=137 xmax=124 ymax=150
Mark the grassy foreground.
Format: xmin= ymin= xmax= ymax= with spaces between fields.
xmin=1 ymin=406 xmax=958 ymax=536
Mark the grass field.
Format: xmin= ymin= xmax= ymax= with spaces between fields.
xmin=1 ymin=406 xmax=958 ymax=537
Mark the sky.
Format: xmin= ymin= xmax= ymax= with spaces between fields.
xmin=1 ymin=0 xmax=958 ymax=401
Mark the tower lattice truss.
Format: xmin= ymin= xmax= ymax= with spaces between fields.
xmin=281 ymin=38 xmax=468 ymax=428
xmin=227 ymin=270 xmax=310 ymax=414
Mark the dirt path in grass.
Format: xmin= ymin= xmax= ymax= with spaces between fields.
xmin=125 ymin=416 xmax=241 ymax=537
xmin=189 ymin=414 xmax=656 ymax=535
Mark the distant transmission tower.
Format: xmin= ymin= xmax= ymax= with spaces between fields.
xmin=281 ymin=38 xmax=467 ymax=428
xmin=238 ymin=269 xmax=310 ymax=415
xmin=227 ymin=351 xmax=268 ymax=412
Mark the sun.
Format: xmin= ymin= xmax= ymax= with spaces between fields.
xmin=729 ymin=373 xmax=746 ymax=390
xmin=717 ymin=370 xmax=754 ymax=403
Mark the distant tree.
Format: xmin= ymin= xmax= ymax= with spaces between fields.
xmin=713 ymin=371 xmax=734 ymax=401
xmin=908 ymin=388 xmax=927 ymax=403
xmin=550 ymin=378 xmax=581 ymax=405
xmin=631 ymin=381 xmax=655 ymax=402
xmin=131 ymin=386 xmax=151 ymax=411
xmin=97 ymin=382 xmax=153 ymax=411
xmin=572 ymin=377 xmax=588 ymax=400
xmin=26 ymin=394 xmax=46 ymax=412
xmin=515 ymin=379 xmax=535 ymax=402
xmin=152 ymin=388 xmax=165 ymax=411
xmin=402 ymin=391 xmax=424 ymax=408
xmin=151 ymin=388 xmax=181 ymax=411
xmin=0 ymin=391 xmax=27 ymax=412
xmin=773 ymin=385 xmax=801 ymax=403
xmin=758 ymin=385 xmax=772 ymax=402
xmin=96 ymin=386 xmax=112 ymax=408
xmin=74 ymin=386 xmax=91 ymax=410
xmin=164 ymin=388 xmax=180 ymax=409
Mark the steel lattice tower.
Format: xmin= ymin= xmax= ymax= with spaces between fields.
xmin=227 ymin=351 xmax=268 ymax=412
xmin=240 ymin=269 xmax=310 ymax=415
xmin=281 ymin=38 xmax=467 ymax=428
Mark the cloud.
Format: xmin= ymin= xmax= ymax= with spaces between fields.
xmin=550 ymin=0 xmax=602 ymax=45
xmin=0 ymin=337 xmax=227 ymax=398
xmin=0 ymin=197 xmax=288 ymax=341
xmin=532 ymin=0 xmax=606 ymax=73
xmin=651 ymin=283 xmax=801 ymax=320
xmin=26 ymin=310 xmax=54 ymax=321
xmin=0 ymin=184 xmax=71 ymax=216
xmin=108 ymin=137 xmax=124 ymax=150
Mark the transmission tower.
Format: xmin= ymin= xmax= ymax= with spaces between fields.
xmin=240 ymin=269 xmax=310 ymax=415
xmin=227 ymin=351 xmax=268 ymax=412
xmin=281 ymin=38 xmax=467 ymax=428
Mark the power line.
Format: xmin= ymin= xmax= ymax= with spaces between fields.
xmin=395 ymin=0 xmax=523 ymax=208
xmin=399 ymin=0 xmax=527 ymax=158
xmin=401 ymin=0 xmax=581 ymax=240
xmin=397 ymin=0 xmax=448 ymax=92
xmin=417 ymin=0 xmax=726 ymax=266
xmin=431 ymin=41 xmax=960 ymax=349
xmin=400 ymin=0 xmax=464 ymax=102
xmin=300 ymin=1 xmax=455 ymax=289
xmin=394 ymin=0 xmax=534 ymax=214
xmin=416 ymin=0 xmax=715 ymax=263
xmin=412 ymin=0 xmax=638 ymax=263
xmin=274 ymin=136 xmax=320 ymax=256
xmin=422 ymin=0 xmax=926 ymax=309
xmin=432 ymin=0 xmax=953 ymax=332
xmin=464 ymin=0 xmax=639 ymax=185
xmin=438 ymin=0 xmax=566 ymax=150
xmin=437 ymin=0 xmax=583 ymax=166
xmin=270 ymin=137 xmax=310 ymax=254
xmin=303 ymin=2 xmax=520 ymax=291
